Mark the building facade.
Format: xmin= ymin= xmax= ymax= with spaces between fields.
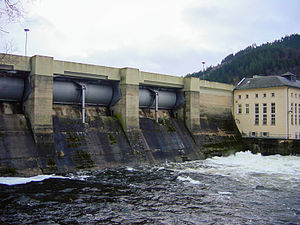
xmin=233 ymin=73 xmax=300 ymax=140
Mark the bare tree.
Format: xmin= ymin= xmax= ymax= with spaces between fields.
xmin=0 ymin=39 xmax=18 ymax=63
xmin=2 ymin=38 xmax=16 ymax=52
xmin=0 ymin=0 xmax=23 ymax=33
xmin=0 ymin=0 xmax=24 ymax=56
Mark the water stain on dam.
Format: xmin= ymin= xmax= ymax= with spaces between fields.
xmin=51 ymin=106 xmax=204 ymax=173
xmin=0 ymin=103 xmax=243 ymax=176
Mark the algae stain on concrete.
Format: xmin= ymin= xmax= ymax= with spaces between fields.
xmin=46 ymin=158 xmax=58 ymax=173
xmin=108 ymin=133 xmax=117 ymax=145
xmin=0 ymin=167 xmax=17 ymax=176
xmin=66 ymin=132 xmax=84 ymax=148
xmin=151 ymin=118 xmax=176 ymax=132
xmin=72 ymin=150 xmax=94 ymax=169
xmin=113 ymin=113 xmax=126 ymax=132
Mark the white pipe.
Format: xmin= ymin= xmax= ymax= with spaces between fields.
xmin=287 ymin=87 xmax=289 ymax=139
xmin=81 ymin=85 xmax=86 ymax=124
xmin=155 ymin=91 xmax=159 ymax=123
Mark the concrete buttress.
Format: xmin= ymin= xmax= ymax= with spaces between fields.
xmin=24 ymin=55 xmax=54 ymax=144
xmin=184 ymin=77 xmax=201 ymax=133
xmin=112 ymin=67 xmax=140 ymax=131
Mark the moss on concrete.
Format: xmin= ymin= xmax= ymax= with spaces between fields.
xmin=114 ymin=113 xmax=126 ymax=132
xmin=108 ymin=133 xmax=117 ymax=145
xmin=245 ymin=138 xmax=300 ymax=156
xmin=73 ymin=150 xmax=94 ymax=169
xmin=66 ymin=132 xmax=83 ymax=148
xmin=44 ymin=158 xmax=58 ymax=174
xmin=0 ymin=167 xmax=17 ymax=176
xmin=153 ymin=118 xmax=176 ymax=132
xmin=203 ymin=139 xmax=245 ymax=157
xmin=165 ymin=119 xmax=176 ymax=132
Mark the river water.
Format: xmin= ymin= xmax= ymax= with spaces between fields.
xmin=0 ymin=151 xmax=299 ymax=224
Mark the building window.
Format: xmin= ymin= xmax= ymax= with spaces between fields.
xmin=295 ymin=103 xmax=297 ymax=125
xmin=263 ymin=114 xmax=267 ymax=125
xmin=271 ymin=93 xmax=275 ymax=97
xmin=262 ymin=103 xmax=267 ymax=125
xmin=271 ymin=103 xmax=275 ymax=125
xmin=251 ymin=132 xmax=257 ymax=137
xmin=263 ymin=103 xmax=267 ymax=114
xmin=291 ymin=93 xmax=293 ymax=98
xmin=255 ymin=94 xmax=258 ymax=98
xmin=238 ymin=95 xmax=241 ymax=99
xmin=255 ymin=104 xmax=259 ymax=125
xmin=271 ymin=114 xmax=275 ymax=125
xmin=255 ymin=114 xmax=259 ymax=125
xmin=263 ymin=93 xmax=266 ymax=98
xmin=296 ymin=132 xmax=298 ymax=139
xmin=255 ymin=103 xmax=259 ymax=114
xmin=271 ymin=103 xmax=275 ymax=114
xmin=298 ymin=105 xmax=300 ymax=125
xmin=291 ymin=103 xmax=294 ymax=125
xmin=245 ymin=104 xmax=249 ymax=114
xmin=238 ymin=104 xmax=242 ymax=114
xmin=246 ymin=94 xmax=249 ymax=99
xmin=262 ymin=132 xmax=269 ymax=137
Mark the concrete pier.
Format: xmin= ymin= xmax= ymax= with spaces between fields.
xmin=183 ymin=77 xmax=201 ymax=133
xmin=23 ymin=55 xmax=54 ymax=144
xmin=112 ymin=68 xmax=140 ymax=130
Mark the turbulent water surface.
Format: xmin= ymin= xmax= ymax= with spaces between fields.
xmin=0 ymin=151 xmax=300 ymax=224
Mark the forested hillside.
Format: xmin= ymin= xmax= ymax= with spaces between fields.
xmin=187 ymin=34 xmax=300 ymax=84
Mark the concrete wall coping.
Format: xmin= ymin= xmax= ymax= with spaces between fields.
xmin=53 ymin=60 xmax=121 ymax=81
xmin=0 ymin=53 xmax=31 ymax=71
xmin=199 ymin=80 xmax=234 ymax=91
xmin=0 ymin=54 xmax=234 ymax=92
xmin=140 ymin=71 xmax=184 ymax=88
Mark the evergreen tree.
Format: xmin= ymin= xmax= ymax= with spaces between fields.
xmin=187 ymin=34 xmax=300 ymax=84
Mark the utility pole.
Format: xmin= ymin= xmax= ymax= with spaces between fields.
xmin=24 ymin=28 xmax=30 ymax=56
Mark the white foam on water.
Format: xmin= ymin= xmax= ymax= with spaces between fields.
xmin=68 ymin=172 xmax=92 ymax=181
xmin=205 ymin=151 xmax=300 ymax=178
xmin=217 ymin=191 xmax=233 ymax=195
xmin=173 ymin=151 xmax=300 ymax=189
xmin=177 ymin=151 xmax=300 ymax=177
xmin=177 ymin=175 xmax=201 ymax=185
xmin=0 ymin=175 xmax=68 ymax=186
xmin=125 ymin=167 xmax=136 ymax=171
xmin=73 ymin=175 xmax=91 ymax=181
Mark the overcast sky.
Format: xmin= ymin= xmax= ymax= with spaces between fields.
xmin=2 ymin=0 xmax=300 ymax=76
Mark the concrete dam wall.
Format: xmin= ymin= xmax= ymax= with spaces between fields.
xmin=0 ymin=104 xmax=242 ymax=176
xmin=0 ymin=54 xmax=243 ymax=176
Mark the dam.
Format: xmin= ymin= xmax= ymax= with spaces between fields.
xmin=0 ymin=54 xmax=242 ymax=176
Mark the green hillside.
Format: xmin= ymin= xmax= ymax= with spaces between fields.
xmin=187 ymin=34 xmax=300 ymax=84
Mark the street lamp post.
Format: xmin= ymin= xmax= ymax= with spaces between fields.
xmin=201 ymin=61 xmax=205 ymax=80
xmin=24 ymin=28 xmax=30 ymax=56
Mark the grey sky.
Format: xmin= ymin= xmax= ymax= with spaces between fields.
xmin=2 ymin=0 xmax=300 ymax=76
